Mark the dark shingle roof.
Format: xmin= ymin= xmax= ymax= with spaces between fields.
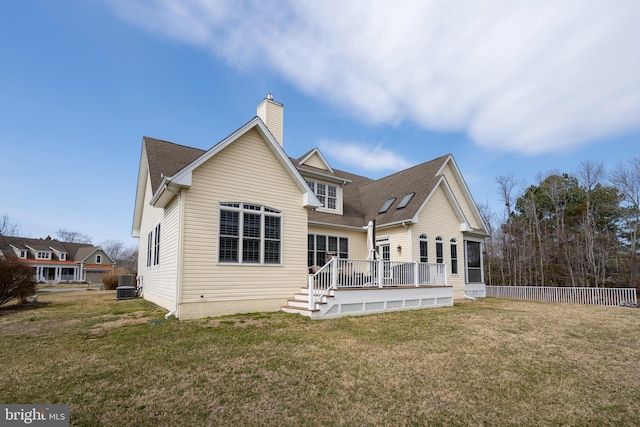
xmin=0 ymin=236 xmax=107 ymax=263
xmin=139 ymin=133 xmax=454 ymax=230
xmin=144 ymin=137 xmax=205 ymax=194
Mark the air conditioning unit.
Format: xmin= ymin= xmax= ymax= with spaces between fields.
xmin=116 ymin=286 xmax=137 ymax=300
xmin=118 ymin=274 xmax=136 ymax=287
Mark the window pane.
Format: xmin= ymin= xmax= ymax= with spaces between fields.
xmin=219 ymin=237 xmax=238 ymax=262
xmin=264 ymin=241 xmax=280 ymax=264
xmin=436 ymin=243 xmax=443 ymax=263
xmin=328 ymin=236 xmax=338 ymax=252
xmin=327 ymin=198 xmax=336 ymax=209
xmin=220 ymin=210 xmax=239 ymax=236
xmin=338 ymin=237 xmax=348 ymax=259
xmin=466 ymin=241 xmax=481 ymax=268
xmin=265 ymin=216 xmax=280 ymax=239
xmin=242 ymin=238 xmax=260 ymax=263
xmin=243 ymin=213 xmax=261 ymax=238
xmin=420 ymin=241 xmax=428 ymax=263
xmin=316 ymin=235 xmax=326 ymax=251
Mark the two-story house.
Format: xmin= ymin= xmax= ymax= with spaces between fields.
xmin=0 ymin=236 xmax=115 ymax=284
xmin=132 ymin=95 xmax=489 ymax=319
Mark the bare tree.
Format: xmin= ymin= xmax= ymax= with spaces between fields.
xmin=0 ymin=214 xmax=19 ymax=237
xmin=609 ymin=158 xmax=640 ymax=290
xmin=56 ymin=229 xmax=92 ymax=244
xmin=496 ymin=174 xmax=518 ymax=285
xmin=100 ymin=239 xmax=125 ymax=261
xmin=99 ymin=239 xmax=138 ymax=273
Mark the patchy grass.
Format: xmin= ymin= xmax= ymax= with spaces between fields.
xmin=1 ymin=292 xmax=639 ymax=426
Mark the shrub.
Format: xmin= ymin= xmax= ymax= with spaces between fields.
xmin=101 ymin=268 xmax=127 ymax=290
xmin=0 ymin=257 xmax=37 ymax=306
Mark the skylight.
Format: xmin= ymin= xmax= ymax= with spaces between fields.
xmin=379 ymin=197 xmax=396 ymax=213
xmin=397 ymin=192 xmax=415 ymax=209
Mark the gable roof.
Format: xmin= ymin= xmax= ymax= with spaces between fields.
xmin=132 ymin=117 xmax=323 ymax=236
xmin=131 ymin=121 xmax=488 ymax=237
xmin=298 ymin=152 xmax=489 ymax=235
xmin=0 ymin=236 xmax=113 ymax=264
xmin=145 ymin=137 xmax=205 ymax=194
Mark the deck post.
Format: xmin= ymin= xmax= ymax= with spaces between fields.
xmin=414 ymin=262 xmax=419 ymax=287
xmin=308 ymin=274 xmax=315 ymax=311
xmin=378 ymin=260 xmax=384 ymax=288
xmin=331 ymin=257 xmax=338 ymax=288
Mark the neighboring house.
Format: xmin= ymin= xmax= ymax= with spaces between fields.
xmin=132 ymin=95 xmax=490 ymax=319
xmin=0 ymin=236 xmax=115 ymax=284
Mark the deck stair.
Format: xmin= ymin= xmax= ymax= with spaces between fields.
xmin=281 ymin=287 xmax=334 ymax=317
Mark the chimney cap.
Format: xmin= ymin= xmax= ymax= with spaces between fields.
xmin=267 ymin=93 xmax=274 ymax=100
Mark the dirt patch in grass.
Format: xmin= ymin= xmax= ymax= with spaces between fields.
xmin=0 ymin=301 xmax=49 ymax=316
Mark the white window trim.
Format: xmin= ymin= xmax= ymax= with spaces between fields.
xmin=305 ymin=179 xmax=343 ymax=215
xmin=218 ymin=202 xmax=282 ymax=265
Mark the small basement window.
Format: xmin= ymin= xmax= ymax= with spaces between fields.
xmin=379 ymin=198 xmax=396 ymax=213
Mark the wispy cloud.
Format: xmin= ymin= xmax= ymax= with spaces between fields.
xmin=319 ymin=140 xmax=412 ymax=172
xmin=107 ymin=0 xmax=640 ymax=155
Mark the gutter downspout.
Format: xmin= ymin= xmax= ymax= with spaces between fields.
xmin=164 ymin=182 xmax=181 ymax=319
xmin=464 ymin=293 xmax=476 ymax=301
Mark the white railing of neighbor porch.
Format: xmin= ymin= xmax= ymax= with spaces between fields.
xmin=308 ymin=258 xmax=447 ymax=310
xmin=486 ymin=286 xmax=637 ymax=307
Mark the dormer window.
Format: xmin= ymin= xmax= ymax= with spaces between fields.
xmin=60 ymin=253 xmax=67 ymax=261
xmin=36 ymin=251 xmax=51 ymax=260
xmin=19 ymin=250 xmax=27 ymax=259
xmin=306 ymin=179 xmax=338 ymax=211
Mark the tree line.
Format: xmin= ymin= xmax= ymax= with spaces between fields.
xmin=481 ymin=158 xmax=639 ymax=294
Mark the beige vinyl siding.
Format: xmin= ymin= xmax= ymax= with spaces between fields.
xmin=257 ymin=100 xmax=283 ymax=146
xmin=414 ymin=184 xmax=466 ymax=292
xmin=137 ymin=175 xmax=180 ymax=308
xmin=302 ymin=153 xmax=328 ymax=170
xmin=180 ymin=128 xmax=308 ymax=306
xmin=440 ymin=163 xmax=481 ymax=230
xmin=373 ymin=225 xmax=412 ymax=262
xmin=308 ymin=225 xmax=367 ymax=259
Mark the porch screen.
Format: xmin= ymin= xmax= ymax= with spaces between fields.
xmin=465 ymin=241 xmax=482 ymax=283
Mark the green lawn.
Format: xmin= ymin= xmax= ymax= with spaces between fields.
xmin=1 ymin=291 xmax=639 ymax=426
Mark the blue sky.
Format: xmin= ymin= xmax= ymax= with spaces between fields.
xmin=1 ymin=0 xmax=639 ymax=249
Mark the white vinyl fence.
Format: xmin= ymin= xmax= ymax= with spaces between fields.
xmin=486 ymin=286 xmax=637 ymax=307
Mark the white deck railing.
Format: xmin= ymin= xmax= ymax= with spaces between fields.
xmin=486 ymin=285 xmax=637 ymax=307
xmin=308 ymin=258 xmax=447 ymax=310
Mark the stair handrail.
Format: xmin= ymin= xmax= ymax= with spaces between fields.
xmin=308 ymin=257 xmax=338 ymax=310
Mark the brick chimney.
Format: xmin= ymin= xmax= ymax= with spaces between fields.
xmin=257 ymin=94 xmax=283 ymax=147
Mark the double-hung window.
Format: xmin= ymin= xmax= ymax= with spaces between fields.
xmin=146 ymin=223 xmax=161 ymax=267
xmin=419 ymin=234 xmax=428 ymax=263
xmin=450 ymin=238 xmax=458 ymax=274
xmin=219 ymin=203 xmax=282 ymax=264
xmin=435 ymin=236 xmax=444 ymax=264
xmin=305 ymin=179 xmax=337 ymax=211
xmin=307 ymin=234 xmax=348 ymax=267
